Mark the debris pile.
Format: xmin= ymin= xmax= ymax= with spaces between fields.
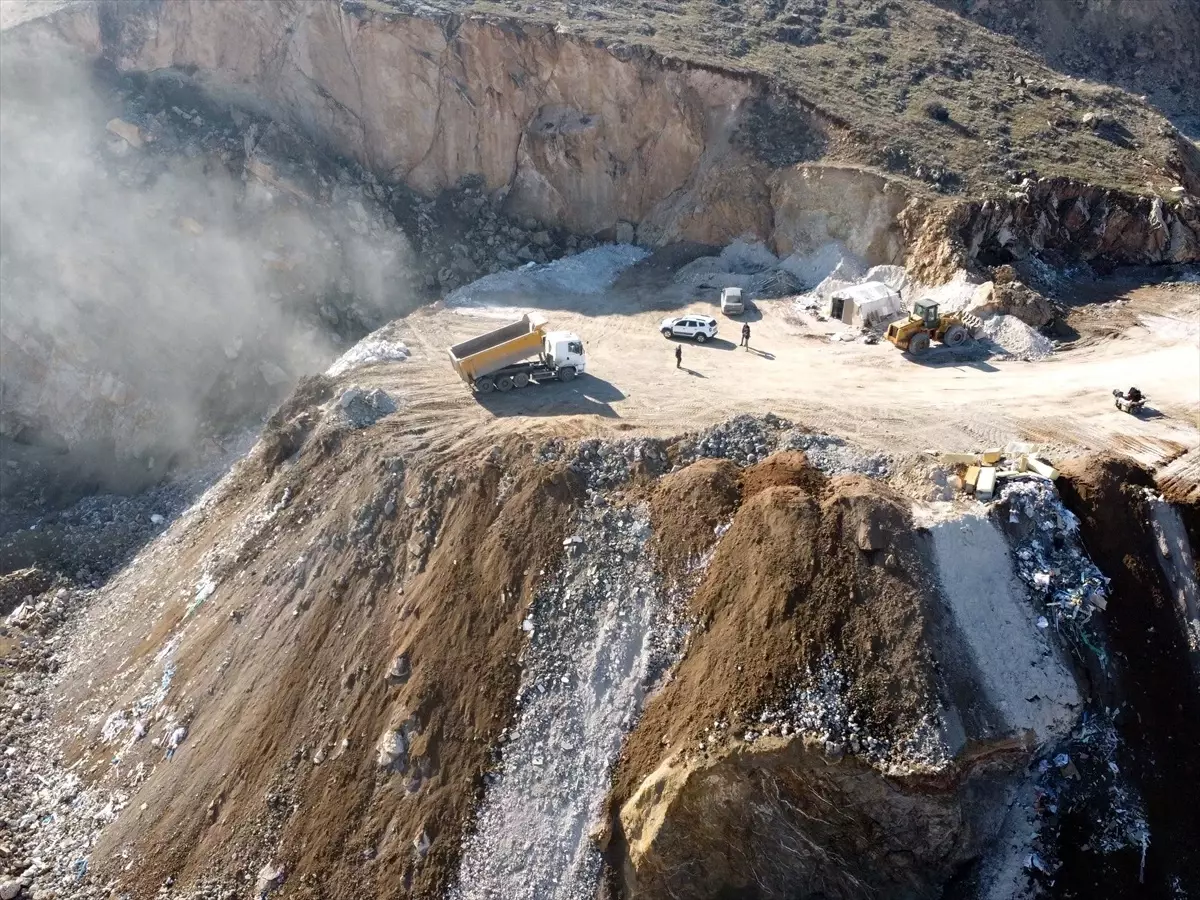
xmin=446 ymin=244 xmax=648 ymax=310
xmin=674 ymin=414 xmax=890 ymax=477
xmin=939 ymin=445 xmax=1060 ymax=502
xmin=453 ymin=500 xmax=678 ymax=900
xmin=1028 ymin=711 xmax=1151 ymax=887
xmin=335 ymin=387 xmax=397 ymax=428
xmin=675 ymin=413 xmax=789 ymax=467
xmin=978 ymin=312 xmax=1055 ymax=360
xmin=751 ymin=652 xmax=951 ymax=774
xmin=567 ymin=437 xmax=669 ymax=490
xmin=778 ymin=431 xmax=891 ymax=477
xmin=998 ymin=480 xmax=1110 ymax=660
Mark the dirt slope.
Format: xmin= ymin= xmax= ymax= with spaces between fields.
xmin=49 ymin=406 xmax=584 ymax=898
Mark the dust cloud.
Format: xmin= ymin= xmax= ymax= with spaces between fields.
xmin=0 ymin=27 xmax=416 ymax=488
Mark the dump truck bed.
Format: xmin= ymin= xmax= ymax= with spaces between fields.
xmin=448 ymin=314 xmax=547 ymax=382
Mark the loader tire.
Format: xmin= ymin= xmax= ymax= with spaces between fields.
xmin=907 ymin=332 xmax=931 ymax=355
xmin=942 ymin=324 xmax=969 ymax=347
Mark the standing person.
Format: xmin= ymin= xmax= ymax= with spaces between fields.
xmin=741 ymin=322 xmax=751 ymax=350
xmin=674 ymin=344 xmax=682 ymax=368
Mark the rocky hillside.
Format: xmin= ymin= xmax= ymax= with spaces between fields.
xmin=933 ymin=0 xmax=1200 ymax=128
xmin=19 ymin=0 xmax=1200 ymax=251
xmin=3 ymin=384 xmax=1198 ymax=899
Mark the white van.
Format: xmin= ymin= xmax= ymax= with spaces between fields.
xmin=720 ymin=287 xmax=744 ymax=316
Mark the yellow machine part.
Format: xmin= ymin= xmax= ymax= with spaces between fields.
xmin=885 ymin=317 xmax=926 ymax=349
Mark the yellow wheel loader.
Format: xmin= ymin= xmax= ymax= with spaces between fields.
xmin=885 ymin=299 xmax=972 ymax=355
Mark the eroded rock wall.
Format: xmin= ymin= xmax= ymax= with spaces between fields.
xmin=27 ymin=0 xmax=917 ymax=259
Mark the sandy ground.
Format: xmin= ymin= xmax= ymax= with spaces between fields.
xmin=358 ymin=269 xmax=1199 ymax=480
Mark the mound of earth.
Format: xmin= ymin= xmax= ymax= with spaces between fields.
xmin=3 ymin=381 xmax=1199 ymax=900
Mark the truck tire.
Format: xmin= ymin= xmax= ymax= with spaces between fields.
xmin=907 ymin=332 xmax=931 ymax=355
xmin=513 ymin=372 xmax=530 ymax=389
xmin=558 ymin=366 xmax=577 ymax=383
xmin=942 ymin=324 xmax=969 ymax=347
xmin=496 ymin=374 xmax=514 ymax=392
xmin=475 ymin=377 xmax=495 ymax=393
xmin=661 ymin=328 xmax=673 ymax=339
xmin=694 ymin=332 xmax=708 ymax=344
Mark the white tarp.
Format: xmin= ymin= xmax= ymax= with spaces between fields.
xmin=830 ymin=282 xmax=901 ymax=326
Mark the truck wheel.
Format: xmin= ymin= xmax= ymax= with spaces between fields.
xmin=661 ymin=328 xmax=673 ymax=339
xmin=907 ymin=332 xmax=931 ymax=355
xmin=694 ymin=332 xmax=707 ymax=344
xmin=942 ymin=324 xmax=969 ymax=347
xmin=475 ymin=377 xmax=495 ymax=393
xmin=513 ymin=372 xmax=530 ymax=389
xmin=558 ymin=366 xmax=576 ymax=383
xmin=496 ymin=374 xmax=514 ymax=392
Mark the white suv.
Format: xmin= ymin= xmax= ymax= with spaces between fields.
xmin=660 ymin=314 xmax=719 ymax=343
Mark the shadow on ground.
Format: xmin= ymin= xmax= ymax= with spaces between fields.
xmin=472 ymin=373 xmax=625 ymax=418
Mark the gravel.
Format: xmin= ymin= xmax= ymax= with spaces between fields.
xmin=750 ymin=652 xmax=952 ymax=775
xmin=979 ymin=313 xmax=1055 ymax=360
xmin=452 ymin=501 xmax=674 ymax=900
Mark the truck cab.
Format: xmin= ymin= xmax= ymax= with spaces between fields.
xmin=543 ymin=330 xmax=586 ymax=375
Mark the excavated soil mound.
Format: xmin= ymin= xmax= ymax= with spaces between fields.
xmin=648 ymin=458 xmax=740 ymax=569
xmin=624 ymin=475 xmax=932 ymax=761
xmin=73 ymin=426 xmax=583 ymax=899
xmin=1057 ymin=453 xmax=1200 ymax=896
xmin=739 ymin=449 xmax=827 ymax=500
xmin=610 ymin=474 xmax=1008 ymax=899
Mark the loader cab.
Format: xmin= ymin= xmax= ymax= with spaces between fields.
xmin=912 ymin=299 xmax=940 ymax=330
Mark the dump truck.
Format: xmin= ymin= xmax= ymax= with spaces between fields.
xmin=885 ymin=298 xmax=974 ymax=355
xmin=448 ymin=313 xmax=586 ymax=393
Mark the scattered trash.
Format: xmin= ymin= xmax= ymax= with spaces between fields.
xmin=165 ymin=726 xmax=187 ymax=758
xmin=1025 ymin=851 xmax=1052 ymax=873
xmin=386 ymin=652 xmax=412 ymax=685
xmin=256 ymin=862 xmax=286 ymax=897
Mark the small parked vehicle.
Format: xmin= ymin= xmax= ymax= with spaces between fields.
xmin=720 ymin=287 xmax=745 ymax=316
xmin=660 ymin=314 xmax=719 ymax=343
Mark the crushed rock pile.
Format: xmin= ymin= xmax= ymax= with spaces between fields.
xmin=673 ymin=413 xmax=891 ymax=477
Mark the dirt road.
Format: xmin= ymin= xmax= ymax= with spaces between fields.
xmin=360 ymin=274 xmax=1199 ymax=478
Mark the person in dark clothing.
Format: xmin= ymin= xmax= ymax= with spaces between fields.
xmin=1126 ymin=386 xmax=1143 ymax=404
xmin=741 ymin=322 xmax=751 ymax=349
xmin=674 ymin=344 xmax=682 ymax=368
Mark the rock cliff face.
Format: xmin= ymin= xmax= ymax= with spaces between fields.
xmin=29 ymin=0 xmax=909 ymax=257
xmin=904 ymin=178 xmax=1200 ymax=282
xmin=960 ymin=178 xmax=1200 ymax=269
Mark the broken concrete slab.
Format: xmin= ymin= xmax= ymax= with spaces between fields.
xmin=105 ymin=118 xmax=145 ymax=149
xmin=977 ymin=467 xmax=998 ymax=501
xmin=1026 ymin=457 xmax=1059 ymax=480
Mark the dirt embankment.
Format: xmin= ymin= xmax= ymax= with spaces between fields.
xmin=59 ymin=397 xmax=585 ymax=899
xmin=613 ymin=465 xmax=1018 ymax=899
xmin=1057 ymin=454 xmax=1200 ymax=896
